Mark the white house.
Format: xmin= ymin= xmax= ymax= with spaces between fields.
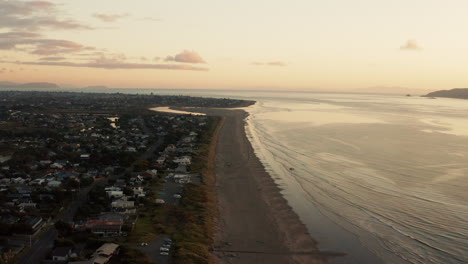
xmin=47 ymin=180 xmax=61 ymax=188
xmin=111 ymin=197 xmax=135 ymax=209
xmin=106 ymin=191 xmax=124 ymax=199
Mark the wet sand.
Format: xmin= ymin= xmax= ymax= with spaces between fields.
xmin=203 ymin=108 xmax=329 ymax=264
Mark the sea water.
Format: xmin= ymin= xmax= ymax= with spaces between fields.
xmin=240 ymin=93 xmax=467 ymax=264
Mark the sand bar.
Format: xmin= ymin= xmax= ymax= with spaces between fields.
xmin=150 ymin=106 xmax=206 ymax=115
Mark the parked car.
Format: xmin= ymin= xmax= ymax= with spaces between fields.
xmin=155 ymin=199 xmax=165 ymax=204
xmin=173 ymin=194 xmax=181 ymax=199
xmin=163 ymin=242 xmax=171 ymax=247
xmin=160 ymin=252 xmax=169 ymax=256
xmin=160 ymin=247 xmax=170 ymax=252
xmin=141 ymin=242 xmax=148 ymax=246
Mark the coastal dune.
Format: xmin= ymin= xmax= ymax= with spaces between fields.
xmin=204 ymin=108 xmax=328 ymax=264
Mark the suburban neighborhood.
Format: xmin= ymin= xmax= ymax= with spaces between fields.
xmin=0 ymin=91 xmax=251 ymax=264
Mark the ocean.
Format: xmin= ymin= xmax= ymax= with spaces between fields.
xmin=237 ymin=92 xmax=467 ymax=264
xmin=94 ymin=88 xmax=468 ymax=263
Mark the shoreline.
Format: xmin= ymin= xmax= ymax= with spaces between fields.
xmin=200 ymin=108 xmax=333 ymax=264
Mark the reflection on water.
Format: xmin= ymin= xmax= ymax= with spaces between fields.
xmin=245 ymin=94 xmax=468 ymax=264
xmin=149 ymin=106 xmax=205 ymax=116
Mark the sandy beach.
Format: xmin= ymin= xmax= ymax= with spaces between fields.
xmin=199 ymin=108 xmax=329 ymax=264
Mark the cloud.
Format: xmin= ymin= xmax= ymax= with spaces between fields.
xmin=251 ymin=61 xmax=287 ymax=67
xmin=0 ymin=32 xmax=41 ymax=38
xmin=93 ymin=13 xmax=130 ymax=22
xmin=165 ymin=50 xmax=206 ymax=63
xmin=2 ymin=52 xmax=208 ymax=71
xmin=39 ymin=56 xmax=66 ymax=61
xmin=0 ymin=32 xmax=94 ymax=55
xmin=0 ymin=0 xmax=91 ymax=31
xmin=4 ymin=60 xmax=208 ymax=71
xmin=400 ymin=40 xmax=422 ymax=51
xmin=141 ymin=17 xmax=162 ymax=22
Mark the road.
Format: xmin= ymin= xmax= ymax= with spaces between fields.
xmin=16 ymin=116 xmax=163 ymax=264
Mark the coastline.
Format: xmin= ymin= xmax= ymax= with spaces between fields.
xmin=201 ymin=108 xmax=335 ymax=264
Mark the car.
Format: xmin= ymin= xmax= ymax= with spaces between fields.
xmin=164 ymin=238 xmax=172 ymax=242
xmin=173 ymin=194 xmax=181 ymax=199
xmin=141 ymin=242 xmax=148 ymax=246
xmin=160 ymin=247 xmax=170 ymax=252
xmin=160 ymin=252 xmax=169 ymax=256
xmin=163 ymin=242 xmax=171 ymax=247
xmin=155 ymin=199 xmax=165 ymax=204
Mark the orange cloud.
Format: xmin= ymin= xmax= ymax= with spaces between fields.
xmin=0 ymin=32 xmax=94 ymax=55
xmin=0 ymin=0 xmax=91 ymax=31
xmin=165 ymin=50 xmax=206 ymax=63
xmin=400 ymin=40 xmax=422 ymax=51
xmin=251 ymin=61 xmax=287 ymax=67
xmin=39 ymin=56 xmax=66 ymax=61
xmin=93 ymin=13 xmax=130 ymax=22
xmin=6 ymin=60 xmax=209 ymax=71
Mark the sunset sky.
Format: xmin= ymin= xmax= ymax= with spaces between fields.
xmin=1 ymin=0 xmax=467 ymax=91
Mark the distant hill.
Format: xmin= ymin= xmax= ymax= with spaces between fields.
xmin=354 ymin=86 xmax=431 ymax=95
xmin=18 ymin=82 xmax=60 ymax=89
xmin=0 ymin=81 xmax=60 ymax=89
xmin=424 ymin=88 xmax=468 ymax=99
xmin=82 ymin=86 xmax=109 ymax=89
xmin=0 ymin=81 xmax=20 ymax=88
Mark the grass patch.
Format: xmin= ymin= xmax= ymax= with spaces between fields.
xmin=127 ymin=215 xmax=158 ymax=244
xmin=170 ymin=116 xmax=222 ymax=264
xmin=110 ymin=245 xmax=152 ymax=264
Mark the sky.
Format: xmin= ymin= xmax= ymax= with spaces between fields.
xmin=0 ymin=0 xmax=467 ymax=92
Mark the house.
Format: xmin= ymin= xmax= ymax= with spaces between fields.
xmin=51 ymin=246 xmax=72 ymax=261
xmin=182 ymin=136 xmax=192 ymax=143
xmin=174 ymin=174 xmax=191 ymax=184
xmin=86 ymin=220 xmax=123 ymax=236
xmin=104 ymin=186 xmax=121 ymax=192
xmin=126 ymin=147 xmax=137 ymax=152
xmin=92 ymin=243 xmax=120 ymax=264
xmin=106 ymin=191 xmax=123 ymax=199
xmin=98 ymin=212 xmax=126 ymax=221
xmin=111 ymin=197 xmax=134 ymax=209
xmin=12 ymin=177 xmax=26 ymax=184
xmin=164 ymin=144 xmax=176 ymax=153
xmin=50 ymin=163 xmax=64 ymax=169
xmin=173 ymin=156 xmax=191 ymax=165
xmin=132 ymin=187 xmax=146 ymax=198
xmin=29 ymin=178 xmax=45 ymax=186
xmin=47 ymin=180 xmax=61 ymax=188
xmin=141 ymin=169 xmax=157 ymax=178
xmin=156 ymin=156 xmax=165 ymax=165
xmin=69 ymin=243 xmax=119 ymax=264
xmin=175 ymin=164 xmax=187 ymax=173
